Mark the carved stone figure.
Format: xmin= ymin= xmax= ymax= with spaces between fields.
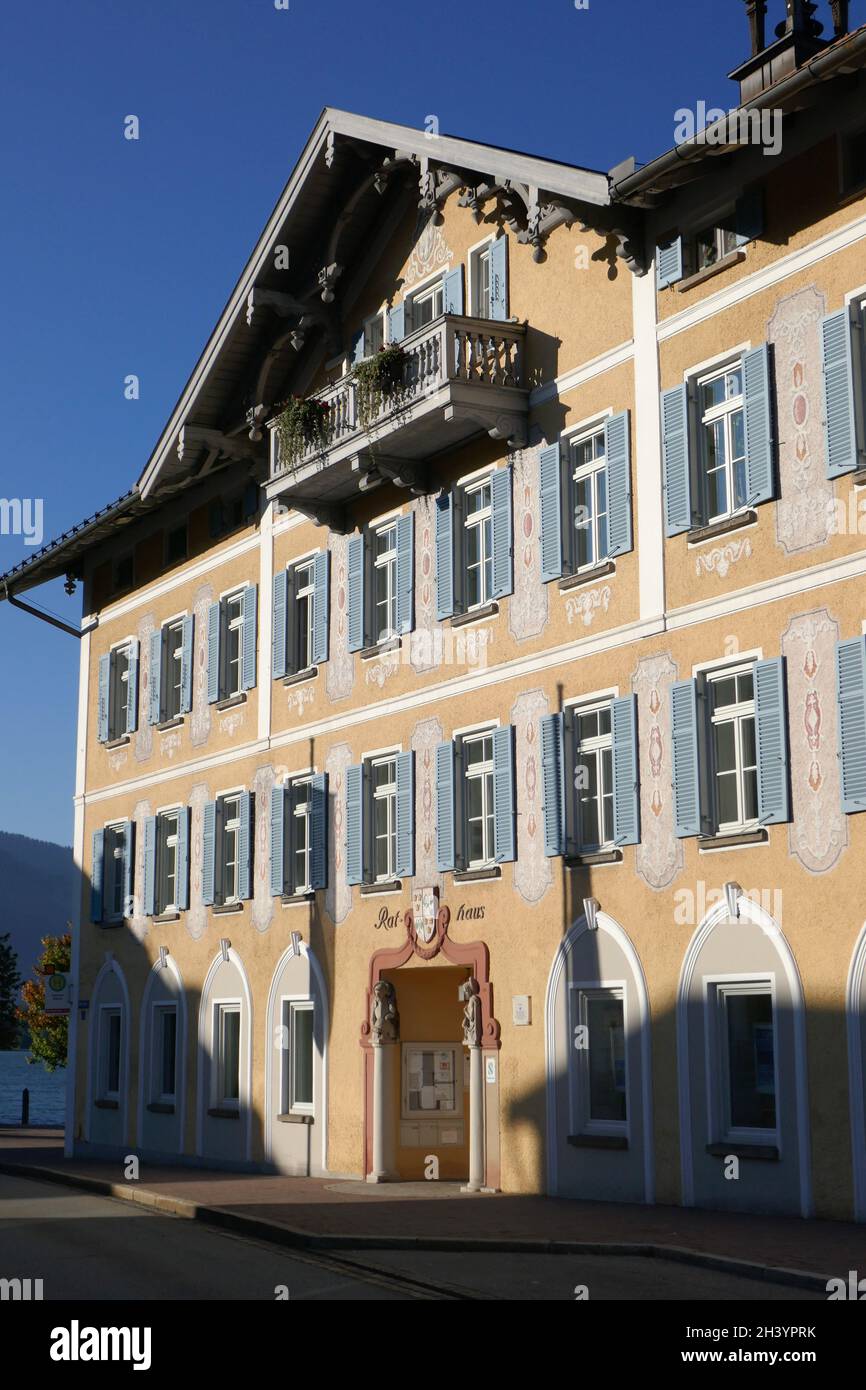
xmin=462 ymin=977 xmax=482 ymax=1047
xmin=370 ymin=980 xmax=399 ymax=1044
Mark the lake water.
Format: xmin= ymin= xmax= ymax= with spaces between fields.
xmin=0 ymin=1051 xmax=66 ymax=1126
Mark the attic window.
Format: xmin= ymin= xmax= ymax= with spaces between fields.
xmin=842 ymin=126 xmax=866 ymax=197
xmin=166 ymin=523 xmax=188 ymax=565
xmin=113 ymin=553 xmax=134 ymax=594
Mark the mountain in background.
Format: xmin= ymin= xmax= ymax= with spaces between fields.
xmin=0 ymin=831 xmax=74 ymax=980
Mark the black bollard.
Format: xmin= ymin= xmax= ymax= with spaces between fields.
xmin=21 ymin=1087 xmax=29 ymax=1127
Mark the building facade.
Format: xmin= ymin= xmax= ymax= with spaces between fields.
xmin=5 ymin=0 xmax=866 ymax=1220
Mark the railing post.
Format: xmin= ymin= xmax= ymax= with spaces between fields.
xmin=21 ymin=1087 xmax=29 ymax=1126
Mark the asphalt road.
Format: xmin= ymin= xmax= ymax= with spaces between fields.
xmin=0 ymin=1171 xmax=822 ymax=1301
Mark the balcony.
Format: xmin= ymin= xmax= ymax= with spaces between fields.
xmin=265 ymin=314 xmax=528 ymax=525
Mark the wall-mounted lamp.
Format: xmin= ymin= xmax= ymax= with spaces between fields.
xmin=219 ymin=938 xmax=231 ymax=962
xmin=583 ymin=897 xmax=600 ymax=932
xmin=724 ymin=882 xmax=742 ymax=921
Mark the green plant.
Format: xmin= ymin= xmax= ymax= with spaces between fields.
xmin=352 ymin=344 xmax=407 ymax=432
xmin=16 ymin=934 xmax=70 ymax=1072
xmin=274 ymin=395 xmax=331 ymax=470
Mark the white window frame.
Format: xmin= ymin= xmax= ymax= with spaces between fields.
xmin=104 ymin=820 xmax=127 ymax=923
xmin=164 ymin=617 xmax=185 ymax=721
xmin=461 ymin=728 xmax=496 ymax=870
xmin=462 ymin=475 xmax=494 ymax=611
xmin=220 ymin=793 xmax=242 ymax=906
xmin=156 ymin=808 xmax=180 ymax=915
xmin=372 ymin=519 xmax=398 ymax=643
xmin=370 ymin=753 xmax=398 ymax=883
xmin=223 ymin=590 xmax=245 ymax=699
xmin=98 ymin=1005 xmax=122 ymax=1101
xmin=570 ymin=426 xmax=609 ymax=573
xmin=401 ymin=1041 xmax=462 ymax=1122
xmin=707 ymin=660 xmax=759 ymax=835
xmin=108 ymin=639 xmax=134 ymax=740
xmin=705 ymin=975 xmax=779 ymax=1147
xmin=363 ymin=310 xmax=386 ymax=357
xmin=292 ymin=558 xmax=316 ymax=673
xmin=281 ymin=997 xmax=315 ymax=1117
xmin=572 ymin=699 xmax=615 ymax=853
xmin=568 ymin=982 xmax=629 ymax=1139
xmin=697 ymin=358 xmax=747 ymax=525
xmin=468 ymin=237 xmax=494 ymax=318
xmin=405 ymin=272 xmax=445 ymax=332
xmin=151 ymin=1002 xmax=178 ymax=1104
xmin=213 ymin=1000 xmax=242 ymax=1110
xmin=289 ymin=776 xmax=313 ymax=896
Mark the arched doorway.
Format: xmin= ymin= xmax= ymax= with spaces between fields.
xmin=86 ymin=955 xmax=132 ymax=1150
xmin=137 ymin=953 xmax=187 ymax=1156
xmin=678 ymin=891 xmax=811 ymax=1217
xmin=545 ymin=910 xmax=654 ymax=1204
xmin=196 ymin=945 xmax=252 ymax=1164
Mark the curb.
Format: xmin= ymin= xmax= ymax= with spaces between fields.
xmin=0 ymin=1158 xmax=832 ymax=1293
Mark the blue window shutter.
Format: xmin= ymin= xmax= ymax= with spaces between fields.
xmin=435 ymin=741 xmax=456 ymax=871
xmin=435 ymin=491 xmax=455 ymax=619
xmin=394 ymin=751 xmax=415 ymax=879
xmin=540 ymin=713 xmax=565 ymax=857
xmin=539 ymin=442 xmax=563 ymax=583
xmin=493 ymin=725 xmax=516 ymax=863
xmin=90 ymin=829 xmax=105 ymax=923
xmin=180 ymin=616 xmax=194 ymax=715
xmin=821 ymin=308 xmax=859 ymax=478
xmin=735 ymin=186 xmax=764 ymax=245
xmin=605 ymin=411 xmax=633 ymax=557
xmin=352 ymin=328 xmax=365 ymax=364
xmin=489 ymin=236 xmax=508 ymax=320
xmin=389 ymin=303 xmax=405 ymax=344
xmin=270 ymin=784 xmax=285 ymax=896
xmin=347 ymin=533 xmax=365 ymax=652
xmin=346 ymin=764 xmax=364 ymax=886
xmin=176 ymin=807 xmax=190 ymax=910
xmin=662 ymin=384 xmax=693 ymax=536
xmin=755 ymin=656 xmax=790 ymax=825
xmin=612 ymin=695 xmax=641 ymax=846
xmin=237 ymin=791 xmax=253 ymax=900
xmin=836 ymin=637 xmax=866 ymax=814
xmin=671 ymin=679 xmax=703 ymax=838
xmin=272 ymin=569 xmax=288 ymax=680
xmin=310 ymin=772 xmax=328 ymax=890
xmin=148 ymin=631 xmax=162 ymax=725
xmin=491 ymin=465 xmax=513 ymax=599
xmin=241 ymin=585 xmax=257 ymax=690
xmin=743 ymin=344 xmax=775 ymax=506
xmin=97 ymin=654 xmax=110 ymax=743
xmin=312 ymin=550 xmax=330 ymax=664
xmin=121 ymin=820 xmax=134 ymax=917
xmin=443 ymin=264 xmax=464 ymax=315
xmin=202 ymin=801 xmax=217 ymax=906
xmin=396 ymin=512 xmax=414 ymax=634
xmin=126 ymin=642 xmax=139 ymax=735
xmin=656 ymin=235 xmax=683 ymax=289
xmin=207 ymin=602 xmax=221 ymax=704
xmin=143 ymin=816 xmax=157 ymax=916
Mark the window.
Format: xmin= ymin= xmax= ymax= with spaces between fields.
xmin=222 ymin=795 xmax=241 ymax=905
xmin=573 ymin=702 xmax=614 ymax=852
xmin=571 ymin=429 xmax=609 ymax=571
xmin=100 ymin=1008 xmax=122 ymax=1100
xmin=208 ymin=586 xmax=256 ymax=702
xmin=274 ymin=557 xmax=327 ymax=678
xmin=711 ymin=982 xmax=777 ymax=1140
xmin=435 ymin=466 xmax=513 ymax=620
xmin=291 ymin=780 xmax=312 ymax=894
xmin=708 ymin=664 xmax=758 ymax=833
xmin=347 ymin=517 xmax=413 ymax=653
xmin=699 ymin=362 xmax=747 ymax=523
xmin=149 ymin=616 xmax=193 ymax=726
xmin=270 ymin=775 xmax=328 ymax=897
xmin=346 ymin=753 xmax=414 ymax=886
xmin=143 ymin=807 xmax=189 ymax=917
xmin=571 ymin=987 xmax=627 ymax=1135
xmin=203 ymin=791 xmax=253 ymax=908
xmin=209 ymin=484 xmax=258 ymax=540
xmin=462 ymin=731 xmax=496 ymax=869
xmin=282 ymin=1000 xmax=314 ymax=1116
xmin=294 ymin=560 xmax=316 ymax=673
xmin=364 ymin=312 xmax=385 ymax=357
xmin=153 ymin=1005 xmax=177 ymax=1102
xmin=166 ymin=523 xmax=188 ymax=566
xmin=373 ymin=522 xmax=398 ymax=642
xmin=113 ymin=553 xmax=134 ymax=594
xmin=98 ymin=641 xmax=138 ymax=742
xmin=215 ymin=1003 xmax=241 ymax=1108
xmin=407 ymin=277 xmax=444 ymax=331
xmin=693 ymin=223 xmax=739 ymax=271
xmin=105 ymin=823 xmax=129 ymax=922
xmin=471 ymin=244 xmax=492 ymax=318
xmin=402 ymin=1044 xmax=460 ymax=1119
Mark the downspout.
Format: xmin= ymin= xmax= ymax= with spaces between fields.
xmin=3 ymin=582 xmax=97 ymax=638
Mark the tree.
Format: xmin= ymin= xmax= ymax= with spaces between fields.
xmin=16 ymin=934 xmax=70 ymax=1072
xmin=0 ymin=934 xmax=22 ymax=1049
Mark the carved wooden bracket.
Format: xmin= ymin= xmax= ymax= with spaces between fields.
xmin=177 ymin=425 xmax=264 ymax=465
xmin=288 ymin=496 xmax=350 ymax=532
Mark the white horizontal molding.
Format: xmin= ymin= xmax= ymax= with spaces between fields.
xmin=529 ymin=339 xmax=634 ymax=409
xmin=95 ymin=531 xmax=262 ymax=624
xmin=667 ymin=544 xmax=866 ymax=630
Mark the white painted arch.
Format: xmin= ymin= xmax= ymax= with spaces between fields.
xmin=136 ymin=952 xmax=188 ymax=1151
xmin=195 ymin=945 xmax=254 ymax=1162
xmin=85 ymin=953 xmax=132 ymax=1147
xmin=263 ymin=936 xmax=329 ymax=1174
xmin=846 ymin=921 xmax=866 ymax=1222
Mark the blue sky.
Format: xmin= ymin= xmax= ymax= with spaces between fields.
xmin=0 ymin=0 xmax=751 ymax=846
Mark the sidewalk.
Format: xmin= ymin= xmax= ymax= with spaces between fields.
xmin=1 ymin=1128 xmax=862 ymax=1289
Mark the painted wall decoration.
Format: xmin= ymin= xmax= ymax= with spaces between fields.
xmin=411 ymin=716 xmax=444 ymax=894
xmin=218 ymin=708 xmax=245 ymax=738
xmin=286 ymin=683 xmax=315 ymax=719
xmin=403 ymin=213 xmax=453 ymax=288
xmin=694 ymin=537 xmax=752 ymax=578
xmin=632 ymin=653 xmax=682 ymax=891
xmin=186 ymin=783 xmax=210 ymax=940
xmin=565 ymin=585 xmax=611 ymax=627
xmin=326 ymin=534 xmax=354 ymax=702
xmin=190 ymin=583 xmax=214 ymax=748
xmin=135 ymin=612 xmax=156 ymax=764
xmin=509 ymin=449 xmax=549 ymax=642
xmin=410 ymin=496 xmax=438 ymax=675
xmin=768 ymin=286 xmax=832 ymax=556
xmin=250 ymin=766 xmax=276 ymax=933
xmin=365 ymin=648 xmax=401 ymax=689
xmin=781 ymin=608 xmax=848 ymax=873
xmin=510 ymin=689 xmax=552 ymax=904
xmin=325 ymin=741 xmax=353 ymax=925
